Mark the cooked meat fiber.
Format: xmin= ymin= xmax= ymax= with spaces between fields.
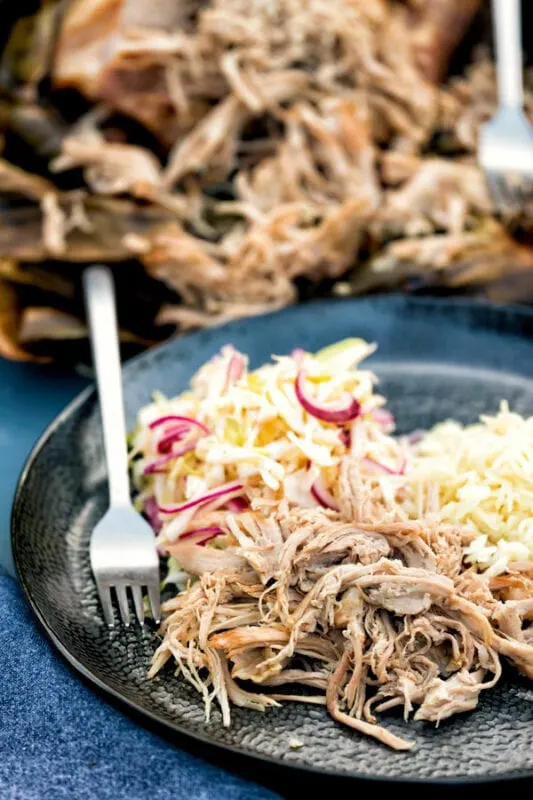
xmin=150 ymin=502 xmax=533 ymax=750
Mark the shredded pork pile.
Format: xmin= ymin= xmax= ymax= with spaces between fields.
xmin=3 ymin=0 xmax=533 ymax=360
xmin=149 ymin=459 xmax=533 ymax=750
xmin=44 ymin=0 xmax=496 ymax=313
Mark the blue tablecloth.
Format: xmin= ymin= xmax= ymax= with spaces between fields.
xmin=0 ymin=361 xmax=88 ymax=576
xmin=0 ymin=359 xmax=280 ymax=800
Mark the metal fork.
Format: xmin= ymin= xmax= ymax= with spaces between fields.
xmin=479 ymin=0 xmax=533 ymax=214
xmin=84 ymin=266 xmax=160 ymax=627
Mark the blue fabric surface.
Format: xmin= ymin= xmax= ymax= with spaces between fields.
xmin=0 ymin=567 xmax=279 ymax=800
xmin=0 ymin=360 xmax=88 ymax=575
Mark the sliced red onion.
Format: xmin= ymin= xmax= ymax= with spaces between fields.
xmin=407 ymin=429 xmax=425 ymax=445
xmin=371 ymin=408 xmax=395 ymax=427
xmin=226 ymin=497 xmax=249 ymax=512
xmin=180 ymin=525 xmax=223 ymax=546
xmin=339 ymin=429 xmax=352 ymax=448
xmin=143 ymin=497 xmax=161 ymax=533
xmin=291 ymin=348 xmax=305 ymax=365
xmin=143 ymin=452 xmax=179 ymax=474
xmin=295 ymin=371 xmax=361 ymax=425
xmin=158 ymin=502 xmax=198 ymax=543
xmin=143 ymin=441 xmax=197 ymax=474
xmin=149 ymin=415 xmax=209 ymax=435
xmin=362 ymin=456 xmax=406 ymax=476
xmin=159 ymin=481 xmax=244 ymax=515
xmin=194 ymin=487 xmax=246 ymax=516
xmin=157 ymin=423 xmax=190 ymax=453
xmin=224 ymin=353 xmax=245 ymax=391
xmin=311 ymin=475 xmax=340 ymax=511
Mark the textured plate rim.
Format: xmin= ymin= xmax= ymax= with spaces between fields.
xmin=11 ymin=295 xmax=533 ymax=786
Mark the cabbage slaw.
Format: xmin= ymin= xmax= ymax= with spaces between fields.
xmin=130 ymin=338 xmax=408 ymax=563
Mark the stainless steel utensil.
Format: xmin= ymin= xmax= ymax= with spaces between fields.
xmin=83 ymin=266 xmax=160 ymax=627
xmin=479 ymin=0 xmax=533 ymax=213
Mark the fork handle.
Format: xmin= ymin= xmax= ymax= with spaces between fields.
xmin=492 ymin=0 xmax=524 ymax=110
xmin=83 ymin=267 xmax=131 ymax=508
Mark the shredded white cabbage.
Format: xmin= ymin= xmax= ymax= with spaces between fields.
xmin=402 ymin=402 xmax=533 ymax=574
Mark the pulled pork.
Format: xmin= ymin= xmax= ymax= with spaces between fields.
xmin=4 ymin=0 xmax=533 ymax=361
xmin=49 ymin=0 xmax=485 ymax=311
xmin=149 ymin=465 xmax=533 ymax=750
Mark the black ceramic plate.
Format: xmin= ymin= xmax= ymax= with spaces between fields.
xmin=12 ymin=296 xmax=533 ymax=784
